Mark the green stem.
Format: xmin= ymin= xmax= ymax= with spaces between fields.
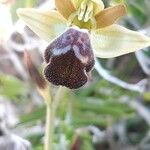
xmin=44 ymin=104 xmax=54 ymax=150
xmin=53 ymin=86 xmax=65 ymax=114
xmin=44 ymin=86 xmax=65 ymax=150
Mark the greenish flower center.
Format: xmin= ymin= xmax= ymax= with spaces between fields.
xmin=78 ymin=0 xmax=94 ymax=22
xmin=68 ymin=0 xmax=96 ymax=29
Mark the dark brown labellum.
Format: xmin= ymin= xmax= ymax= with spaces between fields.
xmin=44 ymin=27 xmax=95 ymax=89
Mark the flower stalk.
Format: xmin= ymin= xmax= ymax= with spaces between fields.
xmin=44 ymin=86 xmax=66 ymax=150
xmin=44 ymin=103 xmax=53 ymax=150
xmin=43 ymin=86 xmax=53 ymax=150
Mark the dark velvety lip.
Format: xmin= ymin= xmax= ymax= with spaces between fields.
xmin=44 ymin=27 xmax=95 ymax=89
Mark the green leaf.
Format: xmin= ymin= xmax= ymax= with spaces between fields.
xmin=125 ymin=0 xmax=148 ymax=25
xmin=0 ymin=74 xmax=26 ymax=100
xmin=20 ymin=106 xmax=46 ymax=124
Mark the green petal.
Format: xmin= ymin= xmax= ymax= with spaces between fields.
xmin=91 ymin=24 xmax=150 ymax=58
xmin=17 ymin=8 xmax=67 ymax=42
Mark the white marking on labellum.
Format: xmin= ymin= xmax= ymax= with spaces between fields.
xmin=71 ymin=26 xmax=89 ymax=36
xmin=52 ymin=45 xmax=71 ymax=56
xmin=73 ymin=45 xmax=89 ymax=64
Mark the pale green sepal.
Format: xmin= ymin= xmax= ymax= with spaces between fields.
xmin=91 ymin=24 xmax=150 ymax=58
xmin=17 ymin=8 xmax=67 ymax=42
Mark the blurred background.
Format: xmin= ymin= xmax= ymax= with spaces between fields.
xmin=0 ymin=0 xmax=150 ymax=149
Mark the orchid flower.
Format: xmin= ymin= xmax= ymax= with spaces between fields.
xmin=17 ymin=0 xmax=150 ymax=89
